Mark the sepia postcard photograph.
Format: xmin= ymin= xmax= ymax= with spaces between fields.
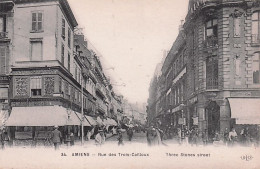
xmin=0 ymin=0 xmax=260 ymax=169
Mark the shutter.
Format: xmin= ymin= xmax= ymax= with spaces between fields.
xmin=0 ymin=47 xmax=6 ymax=74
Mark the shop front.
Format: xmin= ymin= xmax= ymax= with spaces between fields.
xmin=5 ymin=105 xmax=87 ymax=146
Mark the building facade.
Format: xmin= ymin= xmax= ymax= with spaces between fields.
xmin=147 ymin=0 xmax=260 ymax=141
xmin=0 ymin=0 xmax=123 ymax=142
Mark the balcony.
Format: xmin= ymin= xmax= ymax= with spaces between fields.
xmin=203 ymin=36 xmax=218 ymax=48
xmin=0 ymin=32 xmax=8 ymax=40
xmin=96 ymin=103 xmax=107 ymax=114
xmin=206 ymin=77 xmax=218 ymax=90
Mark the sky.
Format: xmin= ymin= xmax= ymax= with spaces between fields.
xmin=68 ymin=0 xmax=189 ymax=104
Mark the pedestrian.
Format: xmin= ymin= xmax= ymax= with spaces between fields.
xmin=87 ymin=130 xmax=91 ymax=141
xmin=95 ymin=130 xmax=105 ymax=146
xmin=177 ymin=128 xmax=182 ymax=145
xmin=0 ymin=129 xmax=4 ymax=150
xmin=51 ymin=125 xmax=62 ymax=150
xmin=146 ymin=126 xmax=153 ymax=146
xmin=183 ymin=126 xmax=190 ymax=146
xmin=2 ymin=129 xmax=10 ymax=148
xmin=223 ymin=128 xmax=229 ymax=146
xmin=117 ymin=130 xmax=124 ymax=146
xmin=153 ymin=128 xmax=162 ymax=145
xmin=202 ymin=129 xmax=208 ymax=146
xmin=191 ymin=128 xmax=199 ymax=146
xmin=127 ymin=127 xmax=133 ymax=141
xmin=229 ymin=128 xmax=237 ymax=146
xmin=65 ymin=131 xmax=71 ymax=147
xmin=70 ymin=132 xmax=75 ymax=146
xmin=244 ymin=127 xmax=251 ymax=146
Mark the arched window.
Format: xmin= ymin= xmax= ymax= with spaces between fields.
xmin=252 ymin=53 xmax=260 ymax=84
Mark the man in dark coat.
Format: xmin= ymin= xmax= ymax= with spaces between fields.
xmin=51 ymin=125 xmax=62 ymax=150
xmin=127 ymin=127 xmax=134 ymax=141
xmin=0 ymin=129 xmax=4 ymax=149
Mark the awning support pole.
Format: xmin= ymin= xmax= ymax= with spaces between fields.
xmin=81 ymin=73 xmax=84 ymax=146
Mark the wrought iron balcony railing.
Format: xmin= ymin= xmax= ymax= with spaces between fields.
xmin=203 ymin=36 xmax=218 ymax=48
xmin=206 ymin=77 xmax=218 ymax=90
xmin=0 ymin=32 xmax=8 ymax=39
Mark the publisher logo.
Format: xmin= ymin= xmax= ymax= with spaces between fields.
xmin=240 ymin=155 xmax=253 ymax=161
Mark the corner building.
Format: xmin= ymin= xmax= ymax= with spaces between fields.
xmin=148 ymin=0 xmax=260 ymax=141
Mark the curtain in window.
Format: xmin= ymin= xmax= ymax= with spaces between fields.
xmin=253 ymin=53 xmax=260 ymax=84
xmin=0 ymin=17 xmax=4 ymax=32
xmin=0 ymin=46 xmax=6 ymax=74
xmin=30 ymin=77 xmax=42 ymax=89
xmin=31 ymin=41 xmax=42 ymax=61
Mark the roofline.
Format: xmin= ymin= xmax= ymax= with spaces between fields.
xmin=14 ymin=0 xmax=78 ymax=27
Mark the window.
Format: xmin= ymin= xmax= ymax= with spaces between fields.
xmin=253 ymin=53 xmax=260 ymax=84
xmin=68 ymin=53 xmax=71 ymax=71
xmin=0 ymin=15 xmax=6 ymax=32
xmin=68 ymin=85 xmax=71 ymax=98
xmin=68 ymin=28 xmax=71 ymax=48
xmin=0 ymin=46 xmax=7 ymax=74
xmin=75 ymin=64 xmax=78 ymax=81
xmin=172 ymin=63 xmax=175 ymax=77
xmin=235 ymin=56 xmax=240 ymax=76
xmin=252 ymin=11 xmax=260 ymax=43
xmin=180 ymin=55 xmax=183 ymax=68
xmin=205 ymin=19 xmax=218 ymax=38
xmin=206 ymin=56 xmax=218 ymax=89
xmin=30 ymin=76 xmax=42 ymax=96
xmin=61 ymin=44 xmax=64 ymax=65
xmin=62 ymin=18 xmax=65 ymax=39
xmin=234 ymin=18 xmax=241 ymax=37
xmin=176 ymin=59 xmax=179 ymax=73
xmin=30 ymin=40 xmax=42 ymax=61
xmin=32 ymin=11 xmax=43 ymax=32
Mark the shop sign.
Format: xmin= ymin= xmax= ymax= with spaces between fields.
xmin=172 ymin=105 xmax=182 ymax=113
xmin=178 ymin=118 xmax=186 ymax=125
xmin=205 ymin=92 xmax=217 ymax=98
xmin=0 ymin=76 xmax=9 ymax=83
xmin=192 ymin=117 xmax=198 ymax=125
xmin=188 ymin=96 xmax=198 ymax=104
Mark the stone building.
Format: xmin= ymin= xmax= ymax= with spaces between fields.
xmin=0 ymin=0 xmax=121 ymax=143
xmin=147 ymin=0 xmax=260 ymax=141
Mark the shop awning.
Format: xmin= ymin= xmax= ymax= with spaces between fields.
xmin=66 ymin=111 xmax=81 ymax=126
xmin=103 ymin=118 xmax=118 ymax=126
xmin=228 ymin=98 xmax=260 ymax=124
xmin=85 ymin=115 xmax=97 ymax=126
xmin=70 ymin=112 xmax=90 ymax=126
xmin=6 ymin=106 xmax=69 ymax=126
xmin=75 ymin=112 xmax=91 ymax=126
xmin=97 ymin=116 xmax=105 ymax=126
